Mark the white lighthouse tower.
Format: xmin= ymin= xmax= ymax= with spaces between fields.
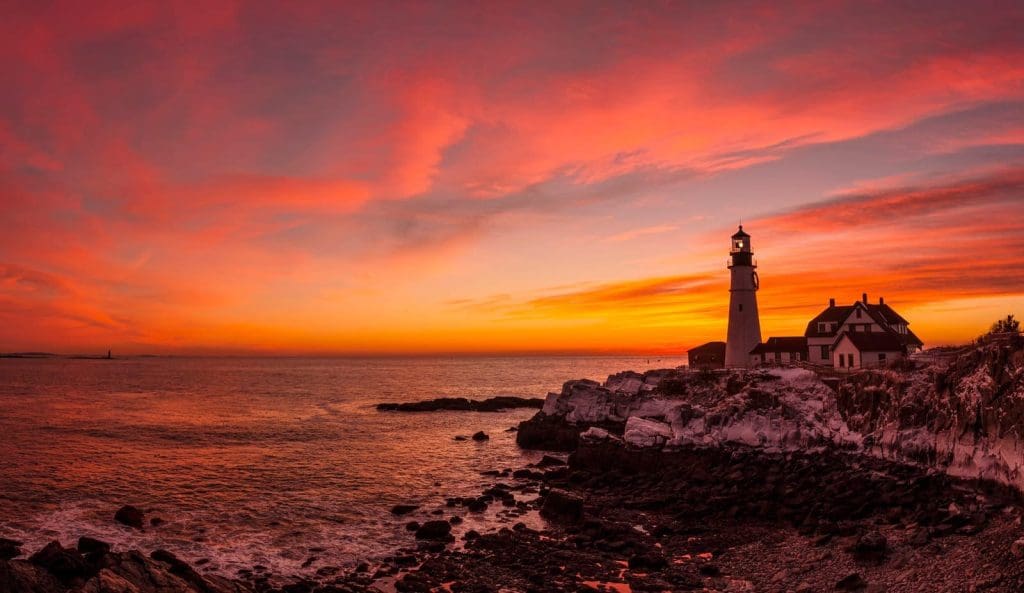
xmin=725 ymin=225 xmax=762 ymax=368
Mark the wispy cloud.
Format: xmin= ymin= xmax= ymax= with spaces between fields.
xmin=604 ymin=224 xmax=679 ymax=243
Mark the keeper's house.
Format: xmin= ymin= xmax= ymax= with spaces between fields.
xmin=752 ymin=293 xmax=923 ymax=370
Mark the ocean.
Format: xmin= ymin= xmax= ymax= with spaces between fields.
xmin=0 ymin=355 xmax=685 ymax=578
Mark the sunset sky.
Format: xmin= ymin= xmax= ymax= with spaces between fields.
xmin=1 ymin=1 xmax=1023 ymax=355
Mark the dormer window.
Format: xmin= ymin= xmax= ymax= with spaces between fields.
xmin=856 ymin=309 xmax=862 ymax=319
xmin=818 ymin=322 xmax=826 ymax=333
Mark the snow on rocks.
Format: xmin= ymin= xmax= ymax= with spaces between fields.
xmin=531 ymin=337 xmax=1024 ymax=493
xmin=623 ymin=417 xmax=674 ymax=448
xmin=580 ymin=427 xmax=618 ymax=443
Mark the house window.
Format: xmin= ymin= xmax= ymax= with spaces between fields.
xmin=856 ymin=309 xmax=862 ymax=319
xmin=848 ymin=354 xmax=855 ymax=367
xmin=878 ymin=353 xmax=887 ymax=365
xmin=820 ymin=345 xmax=829 ymax=359
xmin=795 ymin=352 xmax=802 ymax=362
xmin=838 ymin=354 xmax=845 ymax=367
xmin=738 ymin=304 xmax=743 ymax=312
xmin=774 ymin=352 xmax=781 ymax=363
xmin=855 ymin=325 xmax=864 ymax=332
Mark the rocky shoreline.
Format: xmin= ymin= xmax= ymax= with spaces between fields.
xmin=7 ymin=440 xmax=1024 ymax=592
xmin=6 ymin=338 xmax=1024 ymax=592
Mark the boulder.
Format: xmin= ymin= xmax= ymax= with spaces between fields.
xmin=414 ymin=520 xmax=452 ymax=541
xmin=836 ymin=573 xmax=868 ymax=591
xmin=516 ymin=413 xmax=585 ymax=451
xmin=0 ymin=538 xmax=23 ymax=560
xmin=149 ymin=549 xmax=227 ymax=593
xmin=77 ymin=568 xmax=145 ymax=593
xmin=114 ymin=505 xmax=145 ymax=529
xmin=852 ymin=530 xmax=887 ymax=562
xmin=628 ymin=552 xmax=667 ymax=571
xmin=540 ymin=489 xmax=584 ymax=523
xmin=580 ymin=427 xmax=612 ymax=442
xmin=536 ymin=455 xmax=566 ymax=467
xmin=90 ymin=550 xmax=243 ymax=593
xmin=0 ymin=559 xmax=65 ymax=593
xmin=77 ymin=537 xmax=111 ymax=556
xmin=472 ymin=431 xmax=489 ymax=441
xmin=390 ymin=504 xmax=419 ymax=516
xmin=604 ymin=371 xmax=646 ymax=395
xmin=29 ymin=541 xmax=91 ymax=583
xmin=623 ymin=417 xmax=674 ymax=448
xmin=1012 ymin=538 xmax=1024 ymax=558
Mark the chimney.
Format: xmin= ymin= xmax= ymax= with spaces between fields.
xmin=862 ymin=292 xmax=868 ymax=304
xmin=829 ymin=298 xmax=835 ymax=307
xmin=879 ymin=296 xmax=885 ymax=305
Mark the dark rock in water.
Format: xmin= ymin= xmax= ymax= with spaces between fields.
xmin=515 ymin=413 xmax=586 ymax=451
xmin=540 ymin=489 xmax=583 ymax=523
xmin=472 ymin=431 xmax=489 ymax=441
xmin=414 ymin=520 xmax=452 ymax=541
xmin=537 ymin=454 xmax=566 ymax=467
xmin=449 ymin=516 xmax=463 ymax=525
xmin=150 ymin=549 xmax=215 ymax=592
xmin=467 ymin=499 xmax=488 ymax=513
xmin=453 ymin=435 xmax=468 ymax=441
xmin=463 ymin=529 xmax=481 ymax=541
xmin=355 ymin=562 xmax=369 ymax=573
xmin=836 ymin=572 xmax=868 ymax=591
xmin=512 ymin=468 xmax=543 ymax=480
xmin=376 ymin=396 xmax=543 ymax=413
xmin=699 ymin=564 xmax=722 ymax=577
xmin=0 ymin=538 xmax=23 ymax=560
xmin=76 ymin=537 xmax=110 ymax=556
xmin=150 ymin=517 xmax=165 ymax=527
xmin=391 ymin=504 xmax=420 ymax=516
xmin=114 ymin=505 xmax=145 ymax=529
xmin=29 ymin=541 xmax=91 ymax=583
xmin=405 ymin=521 xmax=421 ymax=532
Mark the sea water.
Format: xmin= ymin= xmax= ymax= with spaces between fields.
xmin=0 ymin=355 xmax=684 ymax=577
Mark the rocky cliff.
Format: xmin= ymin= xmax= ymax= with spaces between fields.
xmin=518 ymin=336 xmax=1024 ymax=492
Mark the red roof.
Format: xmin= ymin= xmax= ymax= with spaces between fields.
xmin=834 ymin=331 xmax=906 ymax=352
xmin=805 ymin=299 xmax=917 ymax=345
xmin=750 ymin=337 xmax=808 ymax=354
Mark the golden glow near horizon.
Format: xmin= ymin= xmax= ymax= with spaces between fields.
xmin=1 ymin=2 xmax=1023 ymax=355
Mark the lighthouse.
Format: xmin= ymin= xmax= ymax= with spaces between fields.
xmin=725 ymin=225 xmax=762 ymax=368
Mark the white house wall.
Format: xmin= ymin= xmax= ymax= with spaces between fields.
xmin=832 ymin=337 xmax=860 ymax=369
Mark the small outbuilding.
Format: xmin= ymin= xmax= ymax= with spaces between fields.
xmin=749 ymin=337 xmax=809 ymax=366
xmin=688 ymin=341 xmax=726 ymax=369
